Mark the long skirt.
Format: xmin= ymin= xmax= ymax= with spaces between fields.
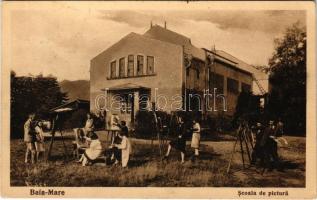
xmin=170 ymin=137 xmax=186 ymax=153
xmin=191 ymin=133 xmax=200 ymax=149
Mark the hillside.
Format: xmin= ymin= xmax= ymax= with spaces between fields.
xmin=59 ymin=80 xmax=90 ymax=101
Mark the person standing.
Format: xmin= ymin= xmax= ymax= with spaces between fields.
xmin=164 ymin=117 xmax=186 ymax=163
xmin=84 ymin=113 xmax=94 ymax=135
xmin=251 ymin=122 xmax=265 ymax=165
xmin=190 ymin=119 xmax=201 ymax=160
xmin=261 ymin=120 xmax=279 ymax=170
xmin=24 ymin=114 xmax=36 ymax=164
xmin=34 ymin=121 xmax=46 ymax=162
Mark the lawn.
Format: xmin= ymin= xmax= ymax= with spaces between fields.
xmin=10 ymin=131 xmax=305 ymax=187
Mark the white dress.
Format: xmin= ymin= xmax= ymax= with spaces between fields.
xmin=84 ymin=139 xmax=102 ymax=160
xmin=116 ymin=136 xmax=132 ymax=167
xmin=191 ymin=123 xmax=201 ymax=149
xmin=35 ymin=126 xmax=45 ymax=152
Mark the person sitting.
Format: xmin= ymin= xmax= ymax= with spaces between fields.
xmin=164 ymin=117 xmax=186 ymax=163
xmin=34 ymin=121 xmax=46 ymax=162
xmin=77 ymin=131 xmax=102 ymax=166
xmin=72 ymin=128 xmax=88 ymax=158
xmin=113 ymin=127 xmax=131 ymax=168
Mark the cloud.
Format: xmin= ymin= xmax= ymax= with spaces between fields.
xmin=100 ymin=10 xmax=306 ymax=34
xmin=8 ymin=7 xmax=306 ymax=81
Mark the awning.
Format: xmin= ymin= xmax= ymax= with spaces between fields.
xmin=102 ymin=83 xmax=150 ymax=92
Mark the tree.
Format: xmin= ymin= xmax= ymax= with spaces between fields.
xmin=267 ymin=22 xmax=306 ymax=135
xmin=233 ymin=91 xmax=262 ymax=127
xmin=10 ymin=72 xmax=68 ymax=138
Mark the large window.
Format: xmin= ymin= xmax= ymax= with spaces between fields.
xmin=110 ymin=61 xmax=116 ymax=78
xmin=227 ymin=78 xmax=239 ymax=94
xmin=242 ymin=82 xmax=251 ymax=92
xmin=196 ymin=69 xmax=200 ymax=79
xmin=137 ymin=55 xmax=144 ymax=75
xmin=210 ymin=72 xmax=224 ymax=94
xmin=147 ymin=56 xmax=155 ymax=74
xmin=119 ymin=57 xmax=125 ymax=77
xmin=127 ymin=55 xmax=134 ymax=77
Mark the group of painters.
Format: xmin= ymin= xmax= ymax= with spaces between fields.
xmin=24 ymin=112 xmax=284 ymax=170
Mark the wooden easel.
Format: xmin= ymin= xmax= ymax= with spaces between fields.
xmin=226 ymin=122 xmax=253 ymax=173
xmin=46 ymin=115 xmax=69 ymax=161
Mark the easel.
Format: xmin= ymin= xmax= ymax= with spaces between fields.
xmin=46 ymin=114 xmax=69 ymax=161
xmin=152 ymin=106 xmax=163 ymax=158
xmin=226 ymin=122 xmax=254 ymax=173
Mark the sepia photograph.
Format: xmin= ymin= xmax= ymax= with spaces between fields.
xmin=1 ymin=1 xmax=316 ymax=198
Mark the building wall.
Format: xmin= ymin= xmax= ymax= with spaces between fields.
xmin=208 ymin=61 xmax=253 ymax=116
xmin=90 ymin=33 xmax=184 ymax=116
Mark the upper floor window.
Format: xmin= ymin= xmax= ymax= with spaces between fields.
xmin=227 ymin=78 xmax=239 ymax=94
xmin=110 ymin=61 xmax=116 ymax=78
xmin=147 ymin=56 xmax=155 ymax=74
xmin=137 ymin=55 xmax=144 ymax=76
xmin=210 ymin=72 xmax=224 ymax=94
xmin=119 ymin=57 xmax=125 ymax=78
xmin=127 ymin=55 xmax=134 ymax=77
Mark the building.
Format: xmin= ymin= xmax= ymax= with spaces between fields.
xmin=90 ymin=24 xmax=268 ymax=127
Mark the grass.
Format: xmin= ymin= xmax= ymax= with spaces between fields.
xmin=10 ymin=132 xmax=305 ymax=187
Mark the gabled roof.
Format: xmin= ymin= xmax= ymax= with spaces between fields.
xmin=50 ymin=99 xmax=89 ymax=112
xmin=143 ymin=25 xmax=205 ymax=61
xmin=144 ymin=25 xmax=191 ymax=46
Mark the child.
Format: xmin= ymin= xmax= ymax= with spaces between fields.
xmin=164 ymin=117 xmax=186 ymax=163
xmin=34 ymin=121 xmax=45 ymax=162
xmin=78 ymin=131 xmax=102 ymax=166
xmin=114 ymin=125 xmax=131 ymax=168
xmin=24 ymin=114 xmax=36 ymax=163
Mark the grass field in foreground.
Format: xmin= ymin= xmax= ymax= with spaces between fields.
xmin=10 ymin=132 xmax=305 ymax=187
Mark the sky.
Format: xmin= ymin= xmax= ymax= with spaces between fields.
xmin=8 ymin=5 xmax=305 ymax=81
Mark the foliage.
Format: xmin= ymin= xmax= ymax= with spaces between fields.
xmin=63 ymin=108 xmax=88 ymax=129
xmin=233 ymin=91 xmax=262 ymax=127
xmin=267 ymin=22 xmax=306 ymax=135
xmin=134 ymin=110 xmax=171 ymax=138
xmin=10 ymin=71 xmax=68 ymax=138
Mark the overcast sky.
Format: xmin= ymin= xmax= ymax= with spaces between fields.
xmin=9 ymin=6 xmax=305 ymax=81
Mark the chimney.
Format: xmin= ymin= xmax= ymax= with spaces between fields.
xmin=164 ymin=21 xmax=167 ymax=29
xmin=150 ymin=21 xmax=153 ymax=28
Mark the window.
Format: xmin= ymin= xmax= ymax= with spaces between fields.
xmin=210 ymin=72 xmax=224 ymax=94
xmin=119 ymin=57 xmax=125 ymax=77
xmin=227 ymin=78 xmax=239 ymax=94
xmin=127 ymin=55 xmax=134 ymax=77
xmin=196 ymin=69 xmax=200 ymax=79
xmin=110 ymin=61 xmax=116 ymax=78
xmin=242 ymin=82 xmax=251 ymax=92
xmin=137 ymin=55 xmax=144 ymax=75
xmin=147 ymin=56 xmax=154 ymax=74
